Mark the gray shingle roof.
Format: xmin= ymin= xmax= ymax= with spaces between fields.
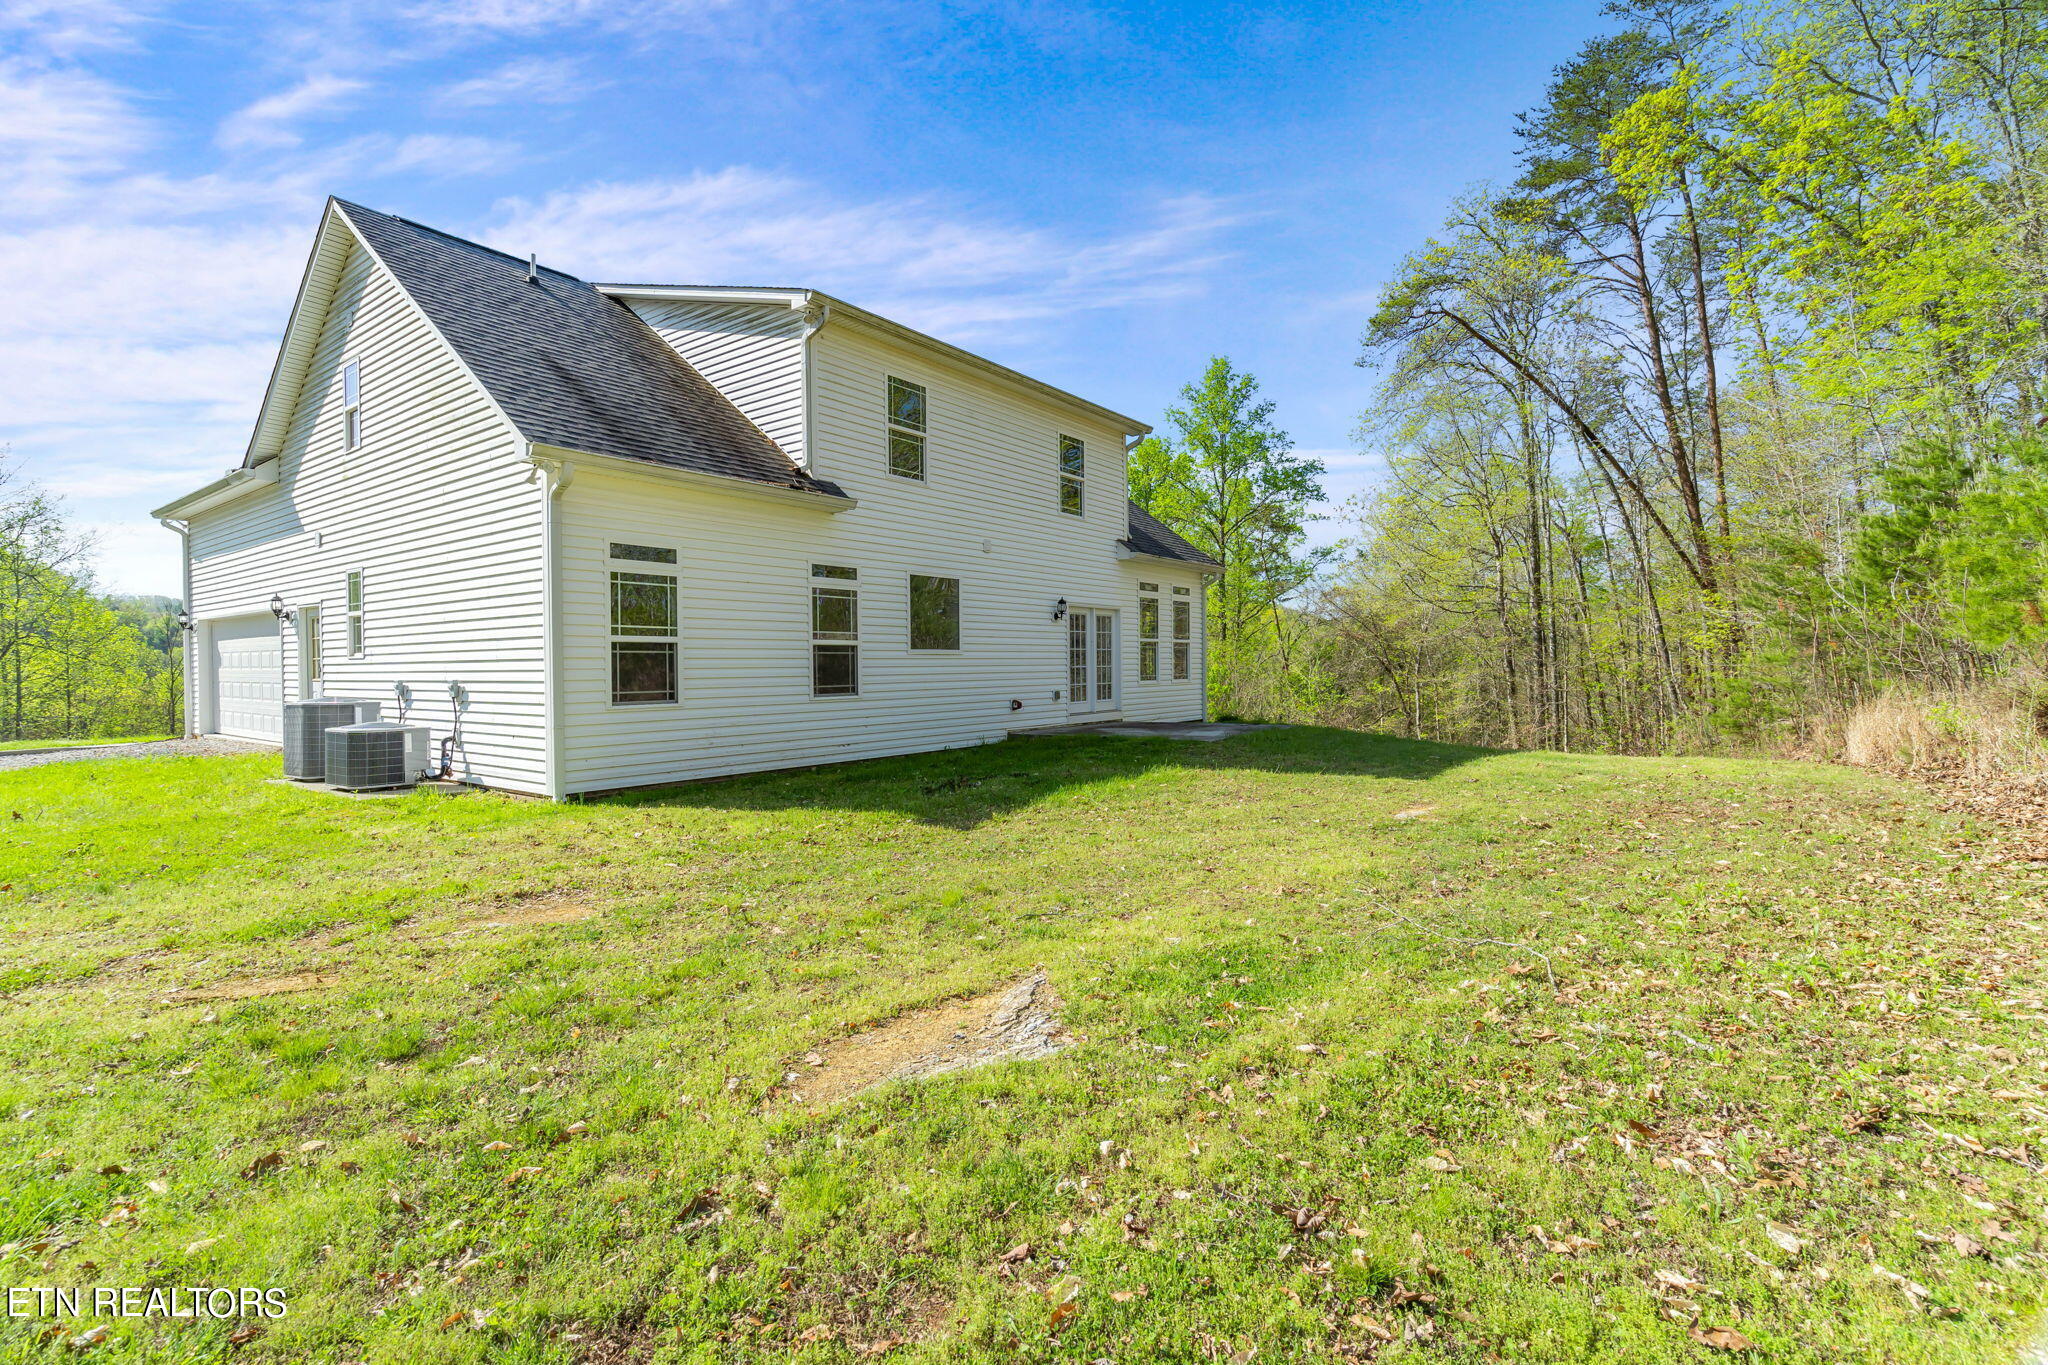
xmin=335 ymin=200 xmax=843 ymax=499
xmin=1124 ymin=502 xmax=1221 ymax=568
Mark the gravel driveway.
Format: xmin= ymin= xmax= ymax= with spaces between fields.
xmin=0 ymin=737 xmax=273 ymax=772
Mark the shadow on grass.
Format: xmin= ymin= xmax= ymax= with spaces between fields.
xmin=599 ymin=724 xmax=1496 ymax=830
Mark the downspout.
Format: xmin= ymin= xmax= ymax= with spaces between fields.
xmin=158 ymin=518 xmax=194 ymax=737
xmin=531 ymin=449 xmax=574 ymax=801
xmin=798 ymin=299 xmax=831 ymax=473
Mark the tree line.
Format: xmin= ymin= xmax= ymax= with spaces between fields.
xmin=1136 ymin=0 xmax=2048 ymax=753
xmin=0 ymin=456 xmax=182 ymax=743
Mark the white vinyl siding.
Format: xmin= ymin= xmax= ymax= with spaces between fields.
xmin=182 ymin=227 xmax=546 ymax=791
xmin=625 ymin=299 xmax=807 ymax=464
xmin=553 ymin=317 xmax=1206 ymax=794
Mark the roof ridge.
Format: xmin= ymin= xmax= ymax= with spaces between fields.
xmin=332 ymin=198 xmax=583 ymax=283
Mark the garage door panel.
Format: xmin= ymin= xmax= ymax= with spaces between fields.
xmin=211 ymin=614 xmax=281 ymax=743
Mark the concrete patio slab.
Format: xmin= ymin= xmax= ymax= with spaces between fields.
xmin=1007 ymin=721 xmax=1280 ymax=742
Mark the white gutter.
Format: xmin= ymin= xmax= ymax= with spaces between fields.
xmin=1115 ymin=543 xmax=1223 ymax=576
xmin=526 ymin=443 xmax=856 ymax=512
xmin=149 ymin=463 xmax=279 ymax=520
xmin=157 ymin=517 xmax=196 ymax=737
xmin=798 ymin=301 xmax=831 ymax=473
xmin=531 ymin=447 xmax=573 ymax=801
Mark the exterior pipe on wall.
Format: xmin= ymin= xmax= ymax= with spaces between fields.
xmin=798 ymin=299 xmax=830 ymax=473
xmin=530 ymin=448 xmax=574 ymax=801
xmin=157 ymin=518 xmax=194 ymax=737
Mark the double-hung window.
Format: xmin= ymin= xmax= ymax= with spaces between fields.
xmin=1137 ymin=583 xmax=1160 ymax=680
xmin=346 ymin=569 xmax=365 ymax=656
xmin=887 ymin=376 xmax=926 ymax=480
xmin=609 ymin=542 xmax=679 ymax=705
xmin=909 ymin=574 xmax=959 ymax=650
xmin=341 ymin=360 xmax=362 ymax=451
xmin=1059 ymin=435 xmax=1084 ymax=514
xmin=811 ymin=564 xmax=859 ymax=696
xmin=1172 ymin=588 xmax=1193 ymax=680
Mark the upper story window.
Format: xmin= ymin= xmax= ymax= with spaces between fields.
xmin=887 ymin=376 xmax=926 ymax=480
xmin=1059 ymin=435 xmax=1084 ymax=514
xmin=341 ymin=360 xmax=363 ymax=451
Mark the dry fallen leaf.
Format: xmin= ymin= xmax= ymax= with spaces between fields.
xmin=1762 ymin=1222 xmax=1806 ymax=1256
xmin=1689 ymin=1324 xmax=1756 ymax=1350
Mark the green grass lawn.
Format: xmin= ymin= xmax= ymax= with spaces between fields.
xmin=1 ymin=727 xmax=2043 ymax=1363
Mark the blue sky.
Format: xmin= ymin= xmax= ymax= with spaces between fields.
xmin=0 ymin=0 xmax=1611 ymax=594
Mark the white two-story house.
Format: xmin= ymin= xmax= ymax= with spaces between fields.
xmin=151 ymin=199 xmax=1218 ymax=798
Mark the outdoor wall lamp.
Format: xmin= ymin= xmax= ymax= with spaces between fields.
xmin=175 ymin=609 xmax=192 ymax=632
xmin=1052 ymin=598 xmax=1067 ymax=622
xmin=269 ymin=593 xmax=295 ymax=626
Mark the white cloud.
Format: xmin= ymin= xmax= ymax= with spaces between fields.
xmin=415 ymin=0 xmax=736 ymax=32
xmin=0 ymin=58 xmax=147 ymax=213
xmin=434 ymin=55 xmax=595 ymax=107
xmin=217 ymin=73 xmax=365 ymax=151
xmin=0 ymin=0 xmax=152 ymax=55
xmin=484 ymin=169 xmax=1245 ymax=342
xmin=388 ymin=132 xmax=521 ymax=176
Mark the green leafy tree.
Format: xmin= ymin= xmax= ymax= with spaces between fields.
xmin=1129 ymin=358 xmax=1327 ymax=712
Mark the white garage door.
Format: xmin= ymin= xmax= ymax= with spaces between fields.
xmin=212 ymin=613 xmax=282 ymax=742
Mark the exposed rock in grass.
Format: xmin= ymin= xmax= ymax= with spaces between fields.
xmin=783 ymin=971 xmax=1068 ymax=1107
xmin=473 ymin=899 xmax=600 ymax=930
xmin=167 ymin=971 xmax=343 ymax=1003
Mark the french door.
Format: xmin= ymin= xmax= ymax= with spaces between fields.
xmin=1066 ymin=609 xmax=1117 ymax=716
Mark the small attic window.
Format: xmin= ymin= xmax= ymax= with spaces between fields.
xmin=341 ymin=360 xmax=362 ymax=451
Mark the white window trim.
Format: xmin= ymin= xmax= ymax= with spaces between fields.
xmin=1058 ymin=434 xmax=1084 ymax=515
xmin=1137 ymin=588 xmax=1161 ymax=682
xmin=906 ymin=570 xmax=962 ymax=652
xmin=810 ymin=562 xmax=860 ymax=698
xmin=886 ymin=375 xmax=927 ymax=482
xmin=298 ymin=604 xmax=324 ymax=697
xmin=606 ymin=543 xmax=681 ymax=708
xmin=345 ymin=569 xmax=366 ymax=658
xmin=1171 ymin=594 xmax=1194 ymax=681
xmin=341 ymin=359 xmax=362 ymax=452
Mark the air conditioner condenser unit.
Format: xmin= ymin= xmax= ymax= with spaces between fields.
xmin=323 ymin=721 xmax=433 ymax=792
xmin=282 ymin=698 xmax=381 ymax=780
